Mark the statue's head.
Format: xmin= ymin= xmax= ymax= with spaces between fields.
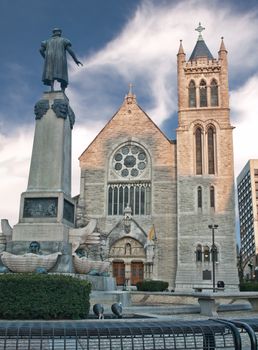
xmin=52 ymin=28 xmax=62 ymax=37
xmin=29 ymin=241 xmax=41 ymax=254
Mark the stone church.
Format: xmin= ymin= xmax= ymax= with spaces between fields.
xmin=75 ymin=29 xmax=239 ymax=290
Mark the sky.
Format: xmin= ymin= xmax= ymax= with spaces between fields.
xmin=1 ymin=0 xmax=258 ymax=231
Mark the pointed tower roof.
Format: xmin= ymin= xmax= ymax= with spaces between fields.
xmin=177 ymin=40 xmax=185 ymax=55
xmin=219 ymin=36 xmax=227 ymax=52
xmin=189 ymin=22 xmax=214 ymax=61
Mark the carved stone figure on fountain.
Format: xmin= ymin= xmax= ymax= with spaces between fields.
xmin=28 ymin=241 xmax=42 ymax=255
xmin=1 ymin=241 xmax=61 ymax=273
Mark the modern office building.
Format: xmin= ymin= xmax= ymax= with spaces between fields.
xmin=237 ymin=160 xmax=258 ymax=279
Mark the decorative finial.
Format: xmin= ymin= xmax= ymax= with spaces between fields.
xmin=195 ymin=22 xmax=205 ymax=41
xmin=125 ymin=83 xmax=136 ymax=104
xmin=128 ymin=83 xmax=133 ymax=95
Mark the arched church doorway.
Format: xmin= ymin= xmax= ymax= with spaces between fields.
xmin=112 ymin=261 xmax=125 ymax=286
xmin=131 ymin=261 xmax=144 ymax=285
xmin=109 ymin=237 xmax=146 ymax=286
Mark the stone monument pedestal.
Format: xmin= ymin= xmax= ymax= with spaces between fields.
xmin=9 ymin=91 xmax=76 ymax=273
xmin=12 ymin=91 xmax=75 ymax=244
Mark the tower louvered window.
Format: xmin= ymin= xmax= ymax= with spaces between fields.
xmin=199 ymin=80 xmax=207 ymax=107
xmin=207 ymin=126 xmax=215 ymax=174
xmin=210 ymin=79 xmax=219 ymax=106
xmin=195 ymin=127 xmax=203 ymax=175
xmin=189 ymin=80 xmax=196 ymax=107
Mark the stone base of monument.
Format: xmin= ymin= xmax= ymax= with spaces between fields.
xmin=12 ymin=223 xmax=71 ymax=242
xmin=12 ymin=190 xmax=75 ymax=242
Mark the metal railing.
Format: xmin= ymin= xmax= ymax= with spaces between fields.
xmin=0 ymin=318 xmax=257 ymax=349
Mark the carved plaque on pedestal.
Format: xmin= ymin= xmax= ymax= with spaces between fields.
xmin=23 ymin=197 xmax=58 ymax=218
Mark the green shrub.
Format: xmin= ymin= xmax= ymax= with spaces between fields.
xmin=0 ymin=274 xmax=91 ymax=319
xmin=136 ymin=279 xmax=169 ymax=292
xmin=240 ymin=282 xmax=258 ymax=291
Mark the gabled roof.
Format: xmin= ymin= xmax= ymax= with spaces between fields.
xmin=79 ymin=91 xmax=172 ymax=161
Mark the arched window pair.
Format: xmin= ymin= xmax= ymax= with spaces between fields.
xmin=189 ymin=79 xmax=218 ymax=108
xmin=195 ymin=126 xmax=216 ymax=175
xmin=196 ymin=244 xmax=218 ymax=262
xmin=197 ymin=186 xmax=215 ymax=210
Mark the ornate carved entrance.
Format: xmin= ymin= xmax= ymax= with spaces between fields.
xmin=109 ymin=237 xmax=145 ymax=285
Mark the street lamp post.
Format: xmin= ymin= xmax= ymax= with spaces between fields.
xmin=208 ymin=224 xmax=219 ymax=293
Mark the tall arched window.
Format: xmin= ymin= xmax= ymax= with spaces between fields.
xmin=197 ymin=186 xmax=202 ymax=209
xmin=207 ymin=126 xmax=215 ymax=174
xmin=210 ymin=186 xmax=215 ymax=209
xmin=196 ymin=244 xmax=202 ymax=262
xmin=199 ymin=80 xmax=207 ymax=107
xmin=195 ymin=127 xmax=203 ymax=175
xmin=189 ymin=80 xmax=196 ymax=107
xmin=210 ymin=79 xmax=219 ymax=106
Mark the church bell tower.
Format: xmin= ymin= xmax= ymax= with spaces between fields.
xmin=175 ymin=23 xmax=239 ymax=290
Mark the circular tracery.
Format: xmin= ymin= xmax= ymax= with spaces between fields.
xmin=113 ymin=144 xmax=148 ymax=178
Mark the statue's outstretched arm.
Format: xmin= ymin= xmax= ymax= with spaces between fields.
xmin=66 ymin=46 xmax=83 ymax=66
xmin=39 ymin=46 xmax=46 ymax=59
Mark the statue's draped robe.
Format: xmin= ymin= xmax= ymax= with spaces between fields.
xmin=41 ymin=36 xmax=71 ymax=88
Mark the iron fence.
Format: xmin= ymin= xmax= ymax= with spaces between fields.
xmin=0 ymin=318 xmax=257 ymax=349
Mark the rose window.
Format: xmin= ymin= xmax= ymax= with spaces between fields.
xmin=113 ymin=145 xmax=147 ymax=178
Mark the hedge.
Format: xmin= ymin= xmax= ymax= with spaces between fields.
xmin=136 ymin=279 xmax=169 ymax=292
xmin=240 ymin=282 xmax=258 ymax=291
xmin=0 ymin=274 xmax=91 ymax=319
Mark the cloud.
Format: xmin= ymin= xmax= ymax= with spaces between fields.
xmin=2 ymin=0 xmax=258 ymax=231
xmin=0 ymin=121 xmax=102 ymax=227
xmin=69 ymin=0 xmax=258 ymax=127
xmin=0 ymin=126 xmax=33 ymax=226
xmin=231 ymin=75 xmax=258 ymax=177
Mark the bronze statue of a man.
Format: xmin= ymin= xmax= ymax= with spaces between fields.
xmin=40 ymin=28 xmax=83 ymax=91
